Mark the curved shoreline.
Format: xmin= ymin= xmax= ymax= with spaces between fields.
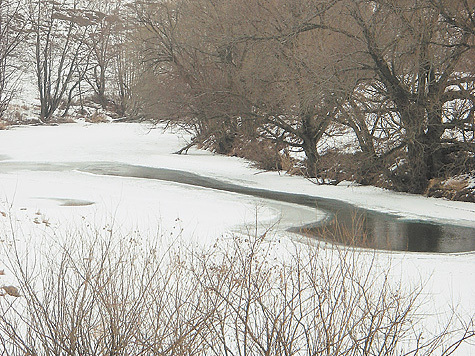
xmin=1 ymin=160 xmax=475 ymax=253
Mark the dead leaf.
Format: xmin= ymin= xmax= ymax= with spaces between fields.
xmin=2 ymin=285 xmax=21 ymax=297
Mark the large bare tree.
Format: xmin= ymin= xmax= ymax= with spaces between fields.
xmin=83 ymin=0 xmax=135 ymax=116
xmin=338 ymin=0 xmax=474 ymax=192
xmin=133 ymin=0 xmax=346 ymax=176
xmin=27 ymin=0 xmax=98 ymax=122
xmin=131 ymin=0 xmax=473 ymax=188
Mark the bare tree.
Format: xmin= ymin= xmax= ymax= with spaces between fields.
xmin=230 ymin=1 xmax=355 ymax=178
xmin=82 ymin=0 xmax=135 ymax=116
xmin=0 ymin=0 xmax=26 ymax=120
xmin=133 ymin=0 xmax=347 ymax=177
xmin=338 ymin=0 xmax=474 ymax=192
xmin=27 ymin=0 xmax=98 ymax=122
xmin=132 ymin=0 xmax=248 ymax=148
xmin=132 ymin=0 xmax=473 ymax=187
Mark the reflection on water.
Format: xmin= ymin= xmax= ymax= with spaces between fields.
xmin=295 ymin=212 xmax=475 ymax=253
xmin=1 ymin=161 xmax=474 ymax=253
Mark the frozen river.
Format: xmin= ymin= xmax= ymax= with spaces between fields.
xmin=1 ymin=160 xmax=474 ymax=252
xmin=0 ymin=123 xmax=474 ymax=354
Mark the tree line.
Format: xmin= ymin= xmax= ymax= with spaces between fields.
xmin=1 ymin=0 xmax=474 ymax=194
xmin=1 ymin=0 xmax=135 ymax=121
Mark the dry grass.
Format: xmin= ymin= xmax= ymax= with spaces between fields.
xmin=86 ymin=111 xmax=110 ymax=123
xmin=426 ymin=177 xmax=468 ymax=194
xmin=426 ymin=176 xmax=475 ymax=202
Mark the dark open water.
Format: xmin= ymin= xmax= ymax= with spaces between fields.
xmin=1 ymin=161 xmax=474 ymax=253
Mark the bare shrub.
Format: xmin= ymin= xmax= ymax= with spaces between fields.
xmin=230 ymin=138 xmax=284 ymax=172
xmin=315 ymin=150 xmax=362 ymax=184
xmin=191 ymin=232 xmax=442 ymax=355
xmin=426 ymin=175 xmax=475 ymax=202
xmin=86 ymin=111 xmax=110 ymax=123
xmin=0 ymin=223 xmax=211 ymax=355
xmin=0 ymin=217 xmax=473 ymax=355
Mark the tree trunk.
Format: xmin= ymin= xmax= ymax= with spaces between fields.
xmin=406 ymin=140 xmax=430 ymax=193
xmin=403 ymin=105 xmax=444 ymax=193
xmin=95 ymin=64 xmax=108 ymax=109
xmin=302 ymin=137 xmax=318 ymax=178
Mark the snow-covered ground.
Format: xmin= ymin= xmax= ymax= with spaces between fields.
xmin=0 ymin=122 xmax=474 ymax=354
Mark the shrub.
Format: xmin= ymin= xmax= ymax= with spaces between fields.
xmin=231 ymin=138 xmax=285 ymax=171
xmin=0 ymin=218 xmax=473 ymax=355
xmin=86 ymin=111 xmax=110 ymax=123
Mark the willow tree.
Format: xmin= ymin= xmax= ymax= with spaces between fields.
xmin=132 ymin=0 xmax=473 ymax=185
xmin=340 ymin=0 xmax=474 ymax=192
xmin=133 ymin=0 xmax=346 ymax=177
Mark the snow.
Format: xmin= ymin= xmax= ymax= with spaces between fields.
xmin=0 ymin=122 xmax=474 ymax=354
